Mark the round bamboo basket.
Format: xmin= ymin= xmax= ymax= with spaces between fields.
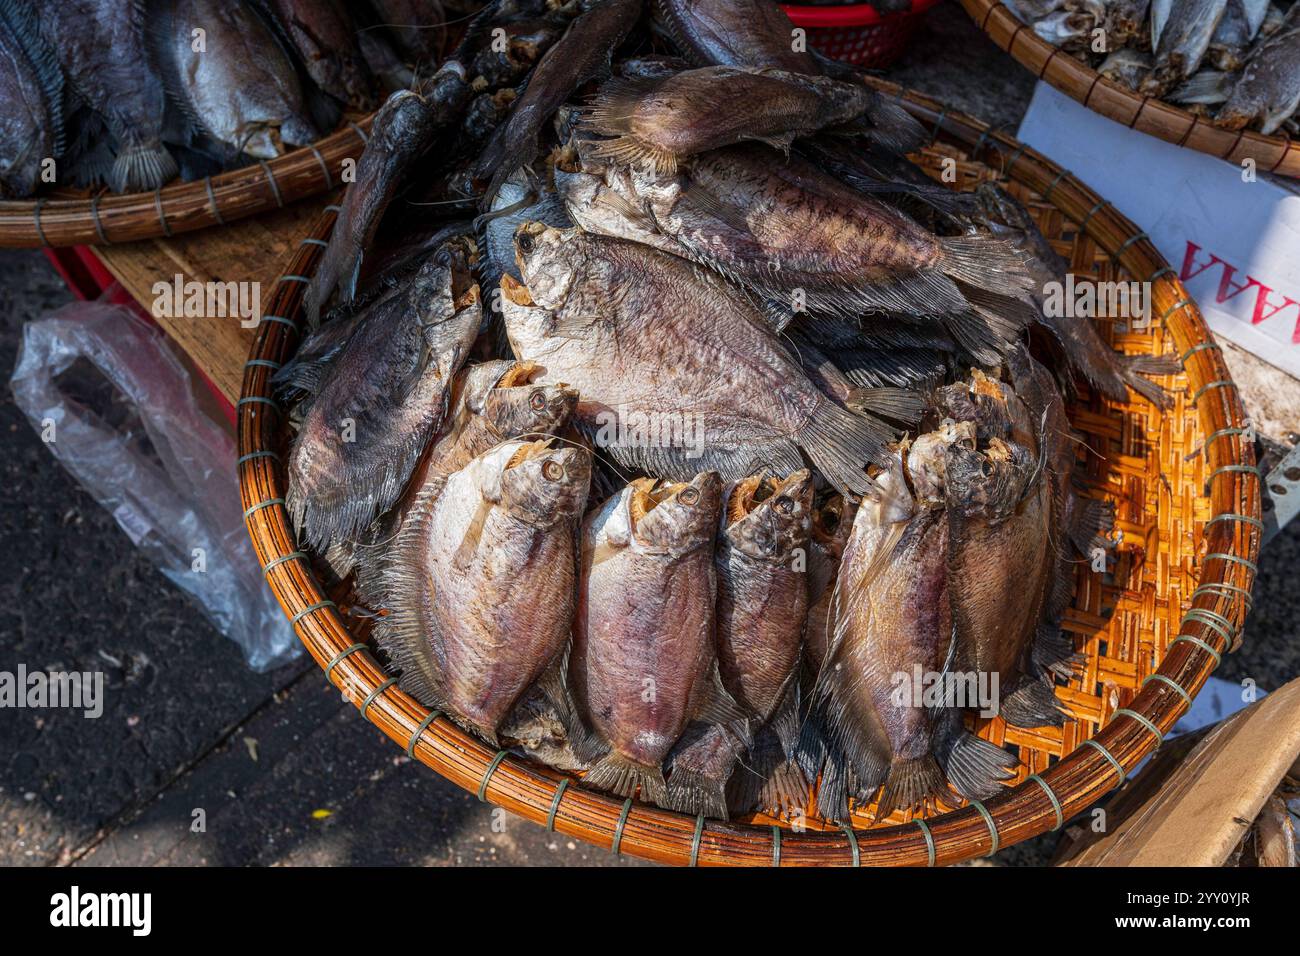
xmin=0 ymin=116 xmax=373 ymax=249
xmin=960 ymin=0 xmax=1300 ymax=179
xmin=238 ymin=81 xmax=1262 ymax=866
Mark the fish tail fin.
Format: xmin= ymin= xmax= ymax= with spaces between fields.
xmin=845 ymin=386 xmax=926 ymax=426
xmin=860 ymin=92 xmax=930 ymax=155
xmin=1032 ymin=623 xmax=1083 ymax=681
xmin=585 ymin=752 xmax=669 ymax=807
xmin=581 ymin=75 xmax=678 ymax=174
xmin=110 ymin=142 xmax=178 ymax=193
xmin=999 ymin=675 xmax=1066 ymax=729
xmin=756 ymin=759 xmax=810 ymax=818
xmin=937 ymin=725 xmax=1016 ymax=802
xmin=813 ymin=743 xmax=852 ymax=822
xmin=874 ymin=754 xmax=947 ymax=821
xmin=726 ymin=723 xmax=806 ymax=817
xmin=939 ymin=235 xmax=1036 ymax=300
xmin=797 ymin=398 xmax=895 ymax=497
xmin=1068 ymin=495 xmax=1115 ymax=556
xmin=1120 ymin=353 xmax=1180 ymax=409
xmin=665 ymin=767 xmax=729 ymax=820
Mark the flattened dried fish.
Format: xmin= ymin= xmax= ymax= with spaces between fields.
xmin=560 ymin=143 xmax=1035 ymax=339
xmin=565 ymin=473 xmax=744 ymax=805
xmin=581 ymin=66 xmax=896 ymax=174
xmin=1217 ymin=5 xmax=1300 ymax=133
xmin=286 ymin=240 xmax=480 ymax=551
xmin=668 ymin=470 xmax=813 ymax=817
xmin=0 ymin=0 xmax=62 ymax=197
xmin=1145 ymin=0 xmax=1229 ymax=95
xmin=375 ymin=438 xmax=591 ymax=743
xmin=651 ymin=0 xmax=818 ymax=72
xmin=502 ymin=223 xmax=897 ymax=496
xmin=262 ymin=0 xmax=378 ymax=110
xmin=41 ymin=0 xmax=177 ymax=191
xmin=148 ymin=0 xmax=321 ymax=161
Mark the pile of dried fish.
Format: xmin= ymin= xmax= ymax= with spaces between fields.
xmin=0 ymin=0 xmax=474 ymax=198
xmin=276 ymin=0 xmax=1178 ymax=822
xmin=1006 ymin=0 xmax=1300 ymax=135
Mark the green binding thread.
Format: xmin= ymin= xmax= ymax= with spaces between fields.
xmin=1042 ymin=168 xmax=1070 ymax=202
xmin=771 ymin=826 xmax=782 ymax=867
xmin=324 ymin=641 xmax=366 ymax=682
xmin=260 ymin=315 xmax=296 ymax=329
xmin=971 ymin=800 xmax=999 ymax=856
xmin=1180 ymin=341 xmax=1221 ymax=363
xmin=1145 ymin=266 xmax=1174 ymax=283
xmin=915 ymin=818 xmax=936 ymax=867
xmin=1115 ymin=707 xmax=1163 ymax=744
xmin=300 ymin=238 xmax=328 ymax=248
xmin=278 ymin=274 xmax=311 ymax=284
xmin=689 ymin=814 xmax=705 ymax=867
xmin=1143 ymin=673 xmax=1192 ymax=706
xmin=545 ymin=779 xmax=570 ymax=832
xmin=236 ymin=450 xmax=279 ymax=466
xmin=1204 ymin=551 xmax=1259 ymax=576
xmin=243 ymin=359 xmax=281 ymax=371
xmin=1080 ymin=738 xmax=1125 ymax=784
xmin=1028 ymin=774 xmax=1064 ymax=831
xmin=610 ymin=797 xmax=633 ymax=856
xmin=407 ymin=710 xmax=441 ymax=757
xmin=237 ymin=396 xmax=278 ymax=412
xmin=840 ymin=824 xmax=860 ymax=867
xmin=242 ymin=497 xmax=283 ymax=520
xmin=1080 ymin=199 xmax=1111 ymax=229
xmin=261 ymin=551 xmax=304 ymax=575
xmin=1192 ymin=380 xmax=1237 ymax=404
xmin=1112 ymin=232 xmax=1150 ymax=260
xmin=478 ymin=750 xmax=509 ymax=802
xmin=1161 ymin=299 xmax=1193 ymax=322
xmin=1205 ymin=512 xmax=1265 ymax=532
xmin=290 ymin=599 xmax=335 ymax=626
xmin=1182 ymin=607 xmax=1237 ymax=647
xmin=1170 ymin=634 xmax=1222 ymax=667
xmin=1204 ymin=465 xmax=1260 ymax=494
xmin=360 ymin=677 xmax=397 ymax=719
xmin=1193 ymin=581 xmax=1254 ymax=611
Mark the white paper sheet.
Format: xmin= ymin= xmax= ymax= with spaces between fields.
xmin=1017 ymin=83 xmax=1300 ymax=381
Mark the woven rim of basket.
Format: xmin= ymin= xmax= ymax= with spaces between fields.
xmin=959 ymin=0 xmax=1300 ymax=179
xmin=0 ymin=115 xmax=373 ymax=249
xmin=237 ymin=81 xmax=1262 ymax=867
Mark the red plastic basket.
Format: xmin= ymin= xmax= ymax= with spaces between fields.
xmin=781 ymin=0 xmax=938 ymax=68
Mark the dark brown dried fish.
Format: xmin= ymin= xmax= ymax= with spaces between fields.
xmin=502 ymin=223 xmax=896 ymax=496
xmin=560 ymin=143 xmax=1037 ymax=342
xmin=374 ymin=438 xmax=591 ymax=743
xmin=0 ymin=0 xmax=62 ymax=198
xmin=581 ymin=67 xmax=886 ymax=174
xmin=286 ymin=240 xmax=480 ymax=551
xmin=263 ymin=0 xmax=378 ymax=110
xmin=651 ymin=0 xmax=818 ymax=72
xmin=41 ymin=0 xmax=177 ymax=191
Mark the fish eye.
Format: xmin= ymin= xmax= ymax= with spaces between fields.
xmin=980 ymin=460 xmax=994 ymax=478
xmin=517 ymin=231 xmax=535 ymax=254
xmin=677 ymin=486 xmax=700 ymax=506
xmin=528 ymin=388 xmax=547 ymax=411
xmin=774 ymin=496 xmax=794 ymax=515
xmin=542 ymin=459 xmax=564 ymax=482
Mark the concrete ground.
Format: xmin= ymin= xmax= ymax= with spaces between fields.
xmin=0 ymin=7 xmax=1296 ymax=868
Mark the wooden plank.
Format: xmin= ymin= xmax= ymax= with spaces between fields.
xmin=1057 ymin=676 xmax=1300 ymax=866
xmin=91 ymin=197 xmax=333 ymax=404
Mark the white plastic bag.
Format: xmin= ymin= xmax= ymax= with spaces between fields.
xmin=9 ymin=302 xmax=299 ymax=671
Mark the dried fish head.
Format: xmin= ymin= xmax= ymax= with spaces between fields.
xmin=630 ymin=472 xmax=723 ymax=556
xmin=495 ymin=438 xmax=592 ymax=527
xmin=944 ymin=436 xmax=1037 ymax=523
xmin=722 ymin=470 xmax=814 ymax=564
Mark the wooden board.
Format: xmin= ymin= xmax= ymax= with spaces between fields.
xmin=1056 ymin=677 xmax=1300 ymax=866
xmin=91 ymin=196 xmax=335 ymax=404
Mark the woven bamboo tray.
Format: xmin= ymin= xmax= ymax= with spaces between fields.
xmin=237 ymin=81 xmax=1262 ymax=866
xmin=0 ymin=116 xmax=372 ymax=249
xmin=960 ymin=0 xmax=1300 ymax=179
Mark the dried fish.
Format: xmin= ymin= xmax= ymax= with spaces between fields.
xmin=286 ymin=240 xmax=481 ymax=551
xmin=563 ymin=473 xmax=745 ymax=806
xmin=502 ymin=223 xmax=898 ymax=496
xmin=374 ymin=438 xmax=591 ymax=743
xmin=1217 ymin=5 xmax=1300 ymax=133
